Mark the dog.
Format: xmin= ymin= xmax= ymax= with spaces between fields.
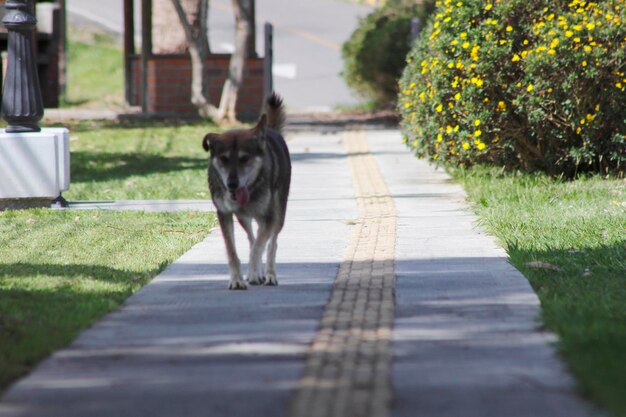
xmin=202 ymin=93 xmax=291 ymax=290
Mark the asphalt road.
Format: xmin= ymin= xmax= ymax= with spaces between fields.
xmin=66 ymin=0 xmax=373 ymax=112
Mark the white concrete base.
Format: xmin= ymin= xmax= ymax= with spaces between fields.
xmin=0 ymin=128 xmax=70 ymax=202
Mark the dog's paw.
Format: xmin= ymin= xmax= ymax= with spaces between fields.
xmin=247 ymin=274 xmax=266 ymax=285
xmin=228 ymin=277 xmax=247 ymax=290
xmin=264 ymin=273 xmax=278 ymax=286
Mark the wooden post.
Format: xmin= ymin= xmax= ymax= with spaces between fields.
xmin=1 ymin=0 xmax=43 ymax=133
xmin=141 ymin=0 xmax=152 ymax=113
xmin=263 ymin=22 xmax=273 ymax=100
xmin=123 ymin=0 xmax=135 ymax=105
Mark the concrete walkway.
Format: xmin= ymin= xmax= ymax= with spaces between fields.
xmin=0 ymin=130 xmax=599 ymax=417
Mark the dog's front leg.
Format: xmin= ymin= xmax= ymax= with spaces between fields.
xmin=247 ymin=222 xmax=272 ymax=285
xmin=218 ymin=211 xmax=246 ymax=290
xmin=264 ymin=234 xmax=279 ymax=286
xmin=238 ymin=216 xmax=265 ymax=285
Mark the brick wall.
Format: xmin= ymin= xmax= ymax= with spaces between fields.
xmin=130 ymin=54 xmax=265 ymax=121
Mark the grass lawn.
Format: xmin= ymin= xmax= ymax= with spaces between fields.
xmin=0 ymin=120 xmax=218 ymax=392
xmin=0 ymin=209 xmax=214 ymax=391
xmin=63 ymin=28 xmax=124 ymax=109
xmin=455 ymin=167 xmax=626 ymax=416
xmin=62 ymin=120 xmax=214 ymax=201
xmin=0 ymin=121 xmax=218 ymax=391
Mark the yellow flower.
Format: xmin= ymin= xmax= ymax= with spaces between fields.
xmin=565 ymin=30 xmax=574 ymax=37
xmin=485 ymin=3 xmax=492 ymax=11
xmin=497 ymin=101 xmax=506 ymax=111
xmin=527 ymin=84 xmax=534 ymax=92
xmin=477 ymin=142 xmax=486 ymax=151
xmin=454 ymin=92 xmax=461 ymax=100
xmin=474 ymin=130 xmax=482 ymax=137
xmin=474 ymin=119 xmax=481 ymax=126
xmin=437 ymin=134 xmax=443 ymax=142
xmin=462 ymin=41 xmax=471 ymax=49
xmin=512 ymin=54 xmax=521 ymax=62
xmin=582 ymin=60 xmax=587 ymax=67
xmin=446 ymin=125 xmax=453 ymax=133
xmin=550 ymin=38 xmax=559 ymax=48
xmin=506 ymin=25 xmax=513 ymax=32
xmin=404 ymin=102 xmax=412 ymax=108
xmin=586 ymin=113 xmax=595 ymax=122
xmin=436 ymin=104 xmax=443 ymax=112
xmin=462 ymin=142 xmax=470 ymax=150
xmin=616 ymin=82 xmax=623 ymax=89
xmin=584 ymin=45 xmax=592 ymax=52
xmin=586 ymin=22 xmax=595 ymax=30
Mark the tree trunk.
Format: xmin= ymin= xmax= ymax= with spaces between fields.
xmin=217 ymin=0 xmax=255 ymax=122
xmin=170 ymin=0 xmax=219 ymax=120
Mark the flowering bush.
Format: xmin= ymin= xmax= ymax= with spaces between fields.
xmin=342 ymin=0 xmax=436 ymax=108
xmin=399 ymin=0 xmax=625 ymax=176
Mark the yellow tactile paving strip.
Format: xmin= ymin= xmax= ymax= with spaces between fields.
xmin=289 ymin=131 xmax=397 ymax=417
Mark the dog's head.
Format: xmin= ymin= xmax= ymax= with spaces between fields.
xmin=202 ymin=116 xmax=268 ymax=206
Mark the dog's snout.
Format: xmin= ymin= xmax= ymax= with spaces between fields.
xmin=227 ymin=176 xmax=239 ymax=191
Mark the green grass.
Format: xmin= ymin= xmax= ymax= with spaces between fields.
xmin=0 ymin=116 xmax=220 ymax=391
xmin=0 ymin=209 xmax=215 ymax=391
xmin=455 ymin=166 xmax=626 ymax=416
xmin=63 ymin=30 xmax=124 ymax=109
xmin=62 ymin=120 xmax=215 ymax=201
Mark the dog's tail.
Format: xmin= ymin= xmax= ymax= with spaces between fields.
xmin=264 ymin=92 xmax=286 ymax=134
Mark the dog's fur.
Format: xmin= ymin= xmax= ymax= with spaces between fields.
xmin=202 ymin=93 xmax=291 ymax=290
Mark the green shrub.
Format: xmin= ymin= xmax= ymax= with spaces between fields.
xmin=399 ymin=0 xmax=625 ymax=176
xmin=342 ymin=0 xmax=436 ymax=108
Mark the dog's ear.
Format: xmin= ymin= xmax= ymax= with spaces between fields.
xmin=255 ymin=114 xmax=267 ymax=146
xmin=202 ymin=133 xmax=219 ymax=153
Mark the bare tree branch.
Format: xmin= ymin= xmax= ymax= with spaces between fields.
xmin=217 ymin=0 xmax=254 ymax=122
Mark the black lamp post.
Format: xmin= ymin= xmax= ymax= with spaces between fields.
xmin=1 ymin=0 xmax=44 ymax=133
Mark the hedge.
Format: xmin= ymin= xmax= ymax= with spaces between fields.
xmin=342 ymin=0 xmax=436 ymax=108
xmin=399 ymin=0 xmax=625 ymax=176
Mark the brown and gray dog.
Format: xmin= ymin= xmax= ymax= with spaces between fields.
xmin=202 ymin=93 xmax=291 ymax=290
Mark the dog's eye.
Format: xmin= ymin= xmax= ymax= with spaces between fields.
xmin=219 ymin=155 xmax=229 ymax=164
xmin=239 ymin=155 xmax=250 ymax=164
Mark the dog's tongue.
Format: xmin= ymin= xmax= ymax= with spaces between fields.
xmin=235 ymin=186 xmax=249 ymax=206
